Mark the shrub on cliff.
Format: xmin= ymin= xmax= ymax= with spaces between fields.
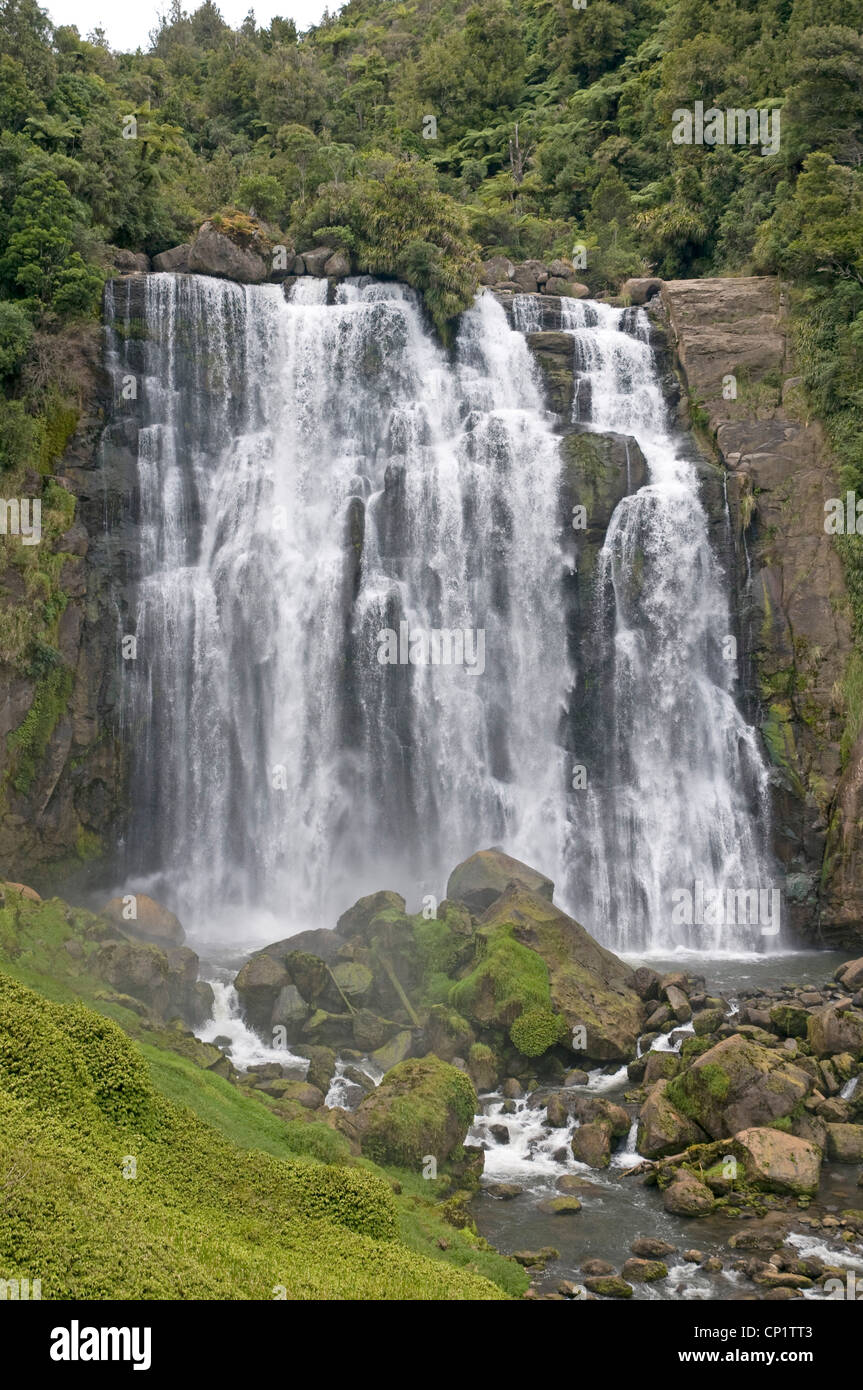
xmin=292 ymin=160 xmax=480 ymax=338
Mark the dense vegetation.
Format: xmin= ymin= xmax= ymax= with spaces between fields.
xmin=0 ymin=0 xmax=861 ymax=637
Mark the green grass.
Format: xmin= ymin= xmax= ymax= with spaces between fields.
xmin=0 ymin=972 xmax=510 ymax=1300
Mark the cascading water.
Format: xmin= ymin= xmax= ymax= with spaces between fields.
xmin=554 ymin=300 xmax=776 ymax=953
xmin=112 ymin=274 xmax=776 ymax=953
xmin=117 ymin=274 xmax=570 ymax=942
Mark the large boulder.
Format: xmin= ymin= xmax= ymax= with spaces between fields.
xmin=512 ymin=260 xmax=548 ymax=292
xmin=101 ymin=894 xmax=184 ymax=947
xmin=447 ymin=848 xmax=553 ymax=914
xmin=807 ymin=1001 xmax=863 ymax=1059
xmin=733 ymin=1127 xmax=821 ymax=1195
xmin=480 ymin=256 xmax=515 ymax=286
xmin=663 ymin=1169 xmax=714 ymax=1216
xmin=637 ymin=1080 xmax=709 ymax=1159
xmin=838 ymin=958 xmax=863 ymax=992
xmin=300 ymin=246 xmax=334 ymax=276
xmin=623 ymin=276 xmax=662 ymax=306
xmin=543 ymin=277 xmax=588 ymax=297
xmin=666 ymin=1034 xmax=813 ymax=1139
xmin=234 ymin=953 xmax=291 ymax=1035
xmin=324 ymin=250 xmax=351 ymax=277
xmin=353 ymin=1057 xmax=477 ymax=1167
xmin=112 ymin=248 xmax=151 ymax=273
xmin=152 ymin=243 xmax=190 ymax=272
xmin=336 ymin=890 xmax=406 ymax=937
xmin=187 ymin=221 xmax=268 ymax=283
xmin=470 ymin=884 xmax=643 ymax=1061
xmin=825 ymin=1123 xmax=863 ymax=1163
xmin=93 ymin=939 xmax=211 ymax=1027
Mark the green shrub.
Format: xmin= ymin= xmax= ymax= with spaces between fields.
xmin=280 ymin=1162 xmax=397 ymax=1240
xmin=0 ymin=301 xmax=33 ymax=376
xmin=509 ymin=1007 xmax=564 ymax=1058
xmin=293 ymin=161 xmax=480 ymax=338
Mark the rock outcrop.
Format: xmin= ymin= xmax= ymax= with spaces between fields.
xmin=658 ymin=276 xmax=859 ymax=947
xmin=235 ymin=850 xmax=645 ymax=1074
xmin=187 ymin=220 xmax=268 ymax=283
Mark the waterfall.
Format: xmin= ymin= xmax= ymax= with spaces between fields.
xmin=112 ymin=274 xmax=775 ymax=953
xmin=556 ymin=299 xmax=776 ymax=953
xmin=117 ymin=274 xmax=570 ymax=940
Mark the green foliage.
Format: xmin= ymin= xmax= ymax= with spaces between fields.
xmin=0 ymin=298 xmax=32 ymax=374
xmin=450 ymin=924 xmax=551 ymax=1027
xmin=509 ymin=1007 xmax=564 ymax=1058
xmin=0 ymin=971 xmax=508 ymax=1300
xmin=294 ymin=160 xmax=479 ymax=336
xmin=6 ymin=661 xmax=74 ymax=794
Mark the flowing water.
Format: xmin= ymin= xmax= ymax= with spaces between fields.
xmin=554 ymin=299 xmax=775 ymax=954
xmin=112 ymin=276 xmax=776 ymax=956
xmin=469 ymin=951 xmax=861 ymax=1299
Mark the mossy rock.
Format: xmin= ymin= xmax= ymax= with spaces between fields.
xmin=450 ymin=923 xmax=551 ymax=1029
xmin=354 ymin=1057 xmax=477 ymax=1169
xmin=770 ymin=1004 xmax=810 ymax=1039
xmin=446 ymin=847 xmax=554 ymax=915
xmin=473 ymin=885 xmax=643 ymax=1061
xmin=667 ymin=1034 xmax=812 ymax=1139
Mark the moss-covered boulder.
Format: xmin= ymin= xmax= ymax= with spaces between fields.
xmin=662 ymin=1169 xmax=715 ymax=1216
xmin=354 ymin=1057 xmax=477 ymax=1168
xmin=637 ymin=1079 xmax=709 ymax=1159
xmin=337 ymin=890 xmax=407 ymax=938
xmin=446 ymin=847 xmax=553 ymax=915
xmin=450 ymin=922 xmax=551 ymax=1029
xmin=584 ymin=1275 xmax=633 ymax=1298
xmin=470 ymin=885 xmax=643 ymax=1061
xmin=621 ymin=1257 xmax=667 ymax=1282
xmin=825 ymin=1123 xmax=863 ymax=1162
xmin=666 ymin=1033 xmax=813 ymax=1139
xmin=571 ymin=1120 xmax=613 ymax=1168
xmin=422 ymin=1004 xmax=475 ymax=1063
xmin=733 ymin=1126 xmax=821 ymax=1194
xmin=467 ymin=1042 xmax=498 ymax=1092
xmin=770 ymin=1003 xmax=810 ymax=1038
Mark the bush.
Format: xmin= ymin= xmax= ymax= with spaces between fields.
xmin=0 ymin=301 xmax=33 ymax=376
xmin=293 ymin=161 xmax=480 ymax=338
xmin=509 ymin=1007 xmax=564 ymax=1058
xmin=280 ymin=1162 xmax=398 ymax=1240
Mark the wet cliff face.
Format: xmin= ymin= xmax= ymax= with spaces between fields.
xmin=6 ymin=266 xmax=860 ymax=952
xmin=655 ymin=277 xmax=861 ymax=948
xmin=0 ymin=318 xmax=129 ymax=893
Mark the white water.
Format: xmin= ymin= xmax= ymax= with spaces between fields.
xmin=557 ymin=299 xmax=776 ymax=953
xmin=198 ymin=979 xmax=309 ymax=1072
xmin=114 ymin=276 xmax=776 ymax=954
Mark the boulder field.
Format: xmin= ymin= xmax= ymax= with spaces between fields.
xmin=233 ymin=846 xmax=863 ymax=1223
